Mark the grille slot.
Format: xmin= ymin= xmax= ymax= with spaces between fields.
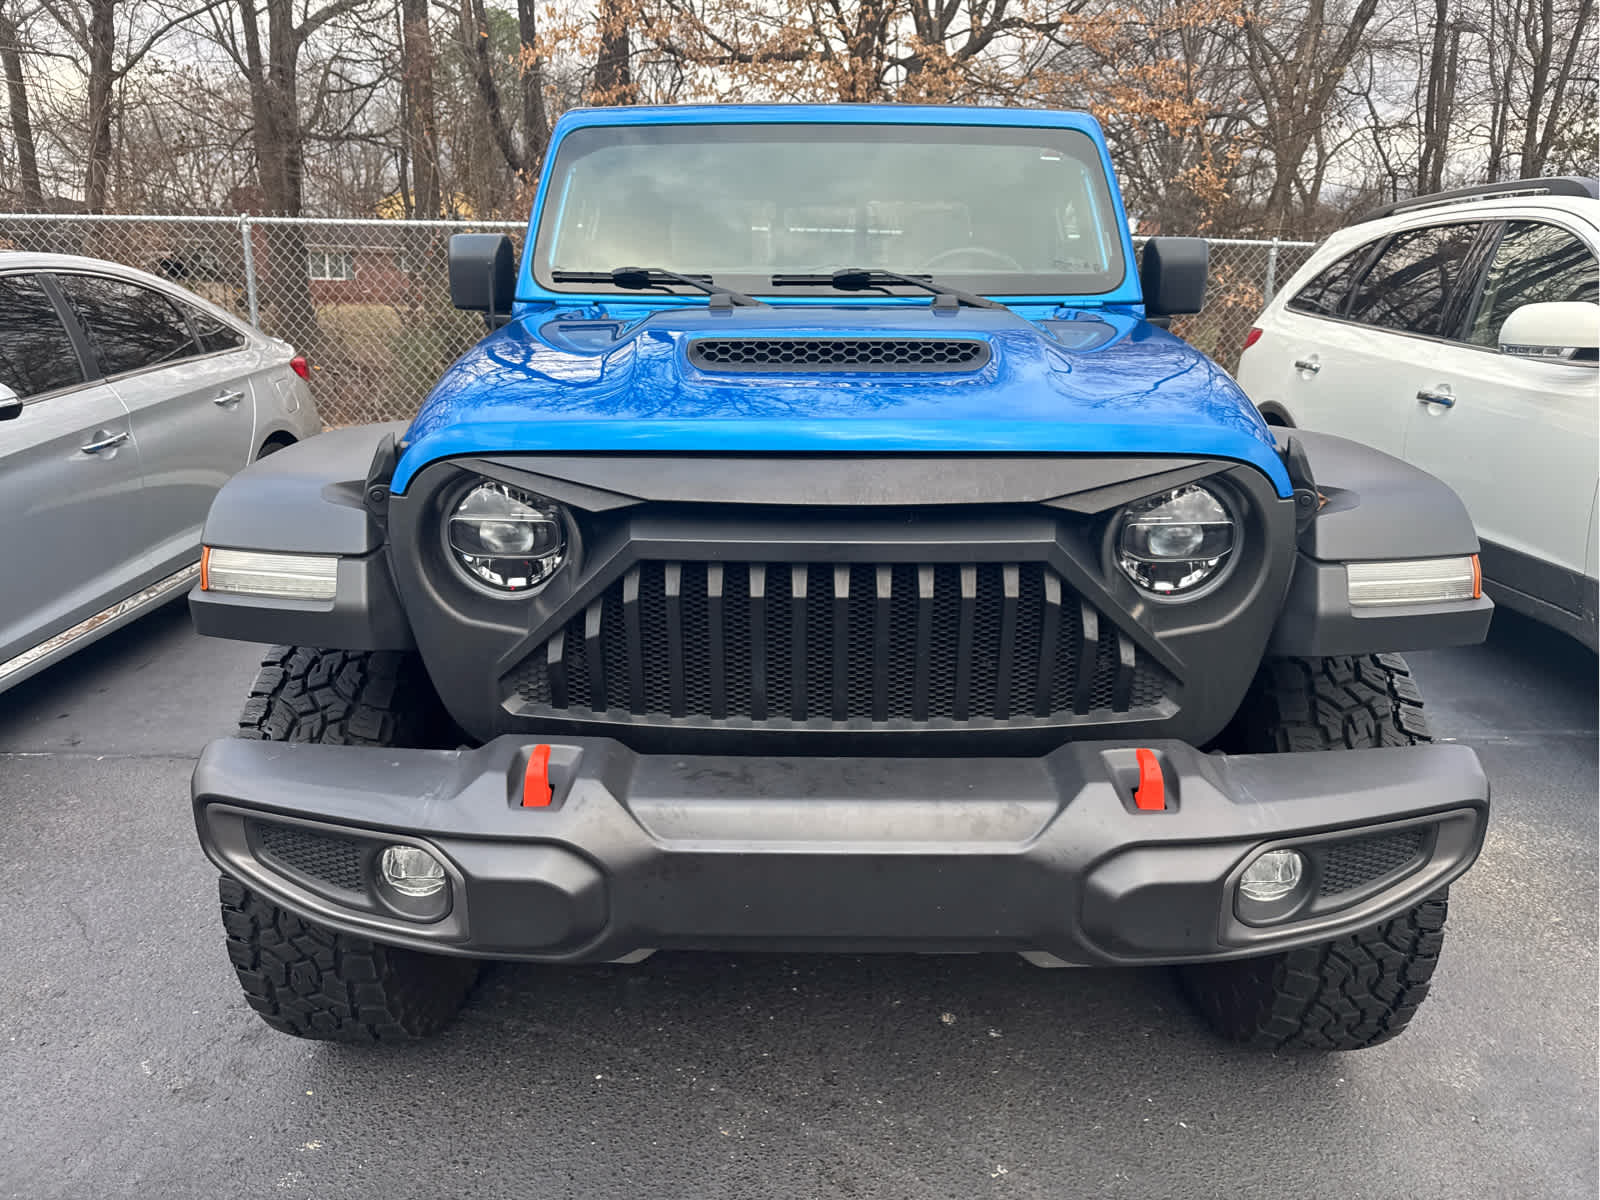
xmin=507 ymin=561 xmax=1173 ymax=727
xmin=688 ymin=337 xmax=989 ymax=373
xmin=1318 ymin=829 xmax=1426 ymax=897
xmin=253 ymin=821 xmax=368 ymax=893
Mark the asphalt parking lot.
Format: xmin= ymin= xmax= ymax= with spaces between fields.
xmin=1 ymin=603 xmax=1594 ymax=1200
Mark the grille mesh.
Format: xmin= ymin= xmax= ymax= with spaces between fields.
xmin=689 ymin=337 xmax=989 ymax=373
xmin=506 ymin=560 xmax=1172 ymax=727
xmin=254 ymin=822 xmax=367 ymax=892
xmin=1318 ymin=829 xmax=1426 ymax=897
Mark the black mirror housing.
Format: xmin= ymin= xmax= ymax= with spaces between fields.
xmin=449 ymin=233 xmax=516 ymax=316
xmin=1140 ymin=237 xmax=1208 ymax=318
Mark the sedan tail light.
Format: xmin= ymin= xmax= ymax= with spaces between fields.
xmin=1241 ymin=327 xmax=1263 ymax=353
xmin=290 ymin=355 xmax=310 ymax=380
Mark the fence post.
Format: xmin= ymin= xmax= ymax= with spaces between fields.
xmin=239 ymin=215 xmax=260 ymax=327
xmin=1263 ymin=237 xmax=1280 ymax=303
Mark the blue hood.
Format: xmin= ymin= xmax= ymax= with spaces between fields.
xmin=393 ymin=304 xmax=1290 ymax=497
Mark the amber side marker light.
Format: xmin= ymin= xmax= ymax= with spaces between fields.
xmin=1346 ymin=555 xmax=1480 ymax=607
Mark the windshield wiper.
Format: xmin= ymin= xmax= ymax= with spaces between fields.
xmin=768 ymin=268 xmax=1005 ymax=311
xmin=550 ymin=266 xmax=767 ymax=308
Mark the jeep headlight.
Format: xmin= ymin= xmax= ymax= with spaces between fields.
xmin=447 ymin=481 xmax=568 ymax=593
xmin=1116 ymin=484 xmax=1235 ymax=596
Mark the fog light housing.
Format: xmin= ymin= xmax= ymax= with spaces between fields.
xmin=1239 ymin=848 xmax=1305 ymax=902
xmin=380 ymin=845 xmax=446 ymax=898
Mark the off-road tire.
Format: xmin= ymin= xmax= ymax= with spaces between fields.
xmin=220 ymin=646 xmax=477 ymax=1042
xmin=1179 ymin=892 xmax=1449 ymax=1051
xmin=1224 ymin=652 xmax=1431 ymax=753
xmin=237 ymin=645 xmax=455 ymax=748
xmin=220 ymin=876 xmax=478 ymax=1042
xmin=1179 ymin=653 xmax=1447 ymax=1051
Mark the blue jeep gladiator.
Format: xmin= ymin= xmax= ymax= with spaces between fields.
xmin=189 ymin=104 xmax=1494 ymax=1050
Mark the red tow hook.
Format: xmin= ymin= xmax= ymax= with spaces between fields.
xmin=1132 ymin=748 xmax=1166 ymax=811
xmin=521 ymin=744 xmax=553 ymax=807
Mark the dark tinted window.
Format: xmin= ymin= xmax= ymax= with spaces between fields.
xmin=1287 ymin=246 xmax=1371 ymax=317
xmin=184 ymin=303 xmax=247 ymax=353
xmin=54 ymin=273 xmax=197 ymax=376
xmin=1466 ymin=221 xmax=1600 ymax=347
xmin=0 ymin=274 xmax=85 ymax=398
xmin=1347 ymin=222 xmax=1483 ymax=336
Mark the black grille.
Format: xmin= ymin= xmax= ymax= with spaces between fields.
xmin=1318 ymin=829 xmax=1426 ymax=897
xmin=505 ymin=561 xmax=1173 ymax=727
xmin=254 ymin=821 xmax=367 ymax=893
xmin=688 ymin=337 xmax=989 ymax=373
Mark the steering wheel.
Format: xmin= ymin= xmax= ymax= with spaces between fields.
xmin=919 ymin=245 xmax=1025 ymax=272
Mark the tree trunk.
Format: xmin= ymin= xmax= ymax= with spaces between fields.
xmin=401 ymin=0 xmax=439 ymax=217
xmin=83 ymin=0 xmax=115 ymax=212
xmin=0 ymin=7 xmax=42 ymax=210
xmin=593 ymin=0 xmax=632 ymax=103
xmin=1417 ymin=0 xmax=1450 ymax=193
xmin=517 ymin=0 xmax=549 ymax=170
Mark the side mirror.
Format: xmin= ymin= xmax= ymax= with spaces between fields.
xmin=448 ymin=233 xmax=516 ymax=322
xmin=1499 ymin=300 xmax=1599 ymax=364
xmin=1140 ymin=237 xmax=1209 ymax=320
xmin=0 ymin=382 xmax=20 ymax=422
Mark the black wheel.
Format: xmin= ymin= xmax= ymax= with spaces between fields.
xmin=219 ymin=647 xmax=477 ymax=1042
xmin=1179 ymin=653 xmax=1448 ymax=1051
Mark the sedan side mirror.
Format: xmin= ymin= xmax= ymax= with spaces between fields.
xmin=0 ymin=382 xmax=20 ymax=422
xmin=448 ymin=233 xmax=516 ymax=326
xmin=1499 ymin=300 xmax=1600 ymax=364
xmin=1140 ymin=237 xmax=1209 ymax=321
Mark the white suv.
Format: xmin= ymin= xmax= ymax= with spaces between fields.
xmin=1237 ymin=178 xmax=1599 ymax=649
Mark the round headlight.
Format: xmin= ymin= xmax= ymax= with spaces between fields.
xmin=448 ymin=481 xmax=568 ymax=593
xmin=1116 ymin=484 xmax=1235 ymax=596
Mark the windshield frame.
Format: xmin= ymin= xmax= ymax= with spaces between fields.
xmin=522 ymin=111 xmax=1137 ymax=307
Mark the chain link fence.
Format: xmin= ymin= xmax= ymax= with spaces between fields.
xmin=0 ymin=213 xmax=1314 ymax=427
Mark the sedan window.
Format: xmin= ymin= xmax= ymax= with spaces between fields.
xmin=184 ymin=302 xmax=248 ymax=353
xmin=1465 ymin=221 xmax=1600 ymax=347
xmin=54 ymin=273 xmax=198 ymax=377
xmin=0 ymin=273 xmax=86 ymax=398
xmin=1346 ymin=222 xmax=1483 ymax=337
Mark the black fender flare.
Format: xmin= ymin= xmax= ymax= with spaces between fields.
xmin=1269 ymin=430 xmax=1492 ymax=657
xmin=189 ymin=423 xmax=415 ymax=650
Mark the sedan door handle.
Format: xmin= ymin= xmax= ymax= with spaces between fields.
xmin=1293 ymin=359 xmax=1321 ymax=374
xmin=1416 ymin=390 xmax=1456 ymax=408
xmin=80 ymin=430 xmax=130 ymax=454
xmin=213 ymin=389 xmax=246 ymax=407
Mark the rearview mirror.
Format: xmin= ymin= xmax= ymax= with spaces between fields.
xmin=1499 ymin=300 xmax=1599 ymax=364
xmin=1140 ymin=237 xmax=1209 ymax=321
xmin=0 ymin=382 xmax=20 ymax=422
xmin=448 ymin=233 xmax=516 ymax=324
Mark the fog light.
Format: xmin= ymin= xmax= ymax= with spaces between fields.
xmin=380 ymin=845 xmax=446 ymax=898
xmin=1239 ymin=848 xmax=1304 ymax=902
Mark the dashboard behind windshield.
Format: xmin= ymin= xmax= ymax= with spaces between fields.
xmin=532 ymin=123 xmax=1127 ymax=299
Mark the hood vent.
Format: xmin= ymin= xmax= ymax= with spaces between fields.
xmin=689 ymin=336 xmax=990 ymax=374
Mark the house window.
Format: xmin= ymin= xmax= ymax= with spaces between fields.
xmin=307 ymin=250 xmax=355 ymax=281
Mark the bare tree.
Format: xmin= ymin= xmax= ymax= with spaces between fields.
xmin=0 ymin=2 xmax=42 ymax=209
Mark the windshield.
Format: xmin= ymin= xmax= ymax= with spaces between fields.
xmin=532 ymin=122 xmax=1127 ymax=299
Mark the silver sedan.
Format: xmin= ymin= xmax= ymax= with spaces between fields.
xmin=0 ymin=251 xmax=322 ymax=692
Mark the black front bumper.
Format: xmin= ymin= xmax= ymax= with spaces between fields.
xmin=192 ymin=737 xmax=1488 ymax=966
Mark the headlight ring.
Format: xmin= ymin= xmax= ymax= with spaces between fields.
xmin=1114 ymin=483 xmax=1237 ymax=599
